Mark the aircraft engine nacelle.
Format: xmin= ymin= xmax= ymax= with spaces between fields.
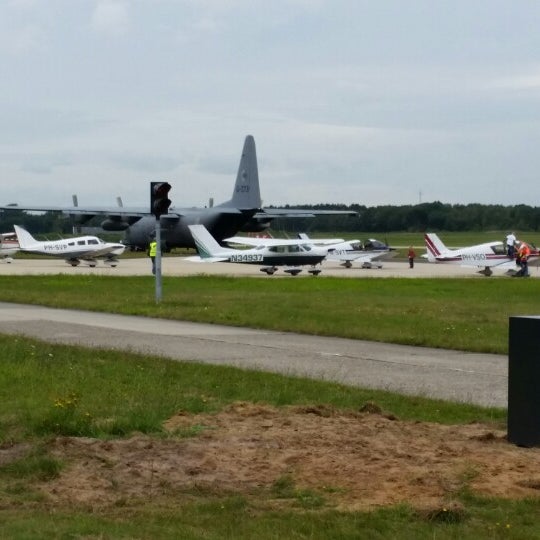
xmin=240 ymin=217 xmax=273 ymax=233
xmin=101 ymin=218 xmax=130 ymax=231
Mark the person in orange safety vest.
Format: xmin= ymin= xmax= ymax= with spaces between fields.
xmin=515 ymin=241 xmax=531 ymax=277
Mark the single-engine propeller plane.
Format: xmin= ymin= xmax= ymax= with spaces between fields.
xmin=1 ymin=136 xmax=356 ymax=251
xmin=187 ymin=224 xmax=327 ymax=275
xmin=296 ymin=233 xmax=395 ymax=269
xmin=13 ymin=225 xmax=125 ymax=267
xmin=424 ymin=232 xmax=539 ymax=276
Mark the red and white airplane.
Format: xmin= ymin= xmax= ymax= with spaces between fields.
xmin=424 ymin=232 xmax=539 ymax=276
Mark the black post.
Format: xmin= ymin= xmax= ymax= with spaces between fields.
xmin=508 ymin=316 xmax=540 ymax=447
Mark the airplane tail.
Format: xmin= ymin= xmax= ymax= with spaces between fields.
xmin=188 ymin=224 xmax=229 ymax=260
xmin=13 ymin=225 xmax=40 ymax=250
xmin=424 ymin=233 xmax=447 ymax=262
xmin=219 ymin=135 xmax=262 ymax=210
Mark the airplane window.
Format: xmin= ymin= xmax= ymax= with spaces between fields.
xmin=88 ymin=239 xmax=99 ymax=245
xmin=68 ymin=242 xmax=75 ymax=246
xmin=491 ymin=245 xmax=507 ymax=255
xmin=77 ymin=240 xmax=86 ymax=245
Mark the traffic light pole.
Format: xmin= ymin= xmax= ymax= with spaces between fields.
xmin=155 ymin=217 xmax=163 ymax=303
xmin=150 ymin=181 xmax=171 ymax=304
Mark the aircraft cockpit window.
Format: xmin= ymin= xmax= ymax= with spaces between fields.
xmin=350 ymin=242 xmax=362 ymax=251
xmin=491 ymin=245 xmax=507 ymax=255
xmin=77 ymin=240 xmax=86 ymax=246
xmin=88 ymin=239 xmax=99 ymax=245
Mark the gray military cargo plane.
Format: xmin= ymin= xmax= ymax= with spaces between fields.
xmin=0 ymin=135 xmax=356 ymax=250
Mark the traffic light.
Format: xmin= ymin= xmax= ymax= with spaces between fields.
xmin=150 ymin=182 xmax=171 ymax=218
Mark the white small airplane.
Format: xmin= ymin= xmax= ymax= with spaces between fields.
xmin=296 ymin=233 xmax=395 ymax=269
xmin=188 ymin=224 xmax=327 ymax=275
xmin=13 ymin=225 xmax=126 ymax=267
xmin=0 ymin=232 xmax=19 ymax=262
xmin=424 ymin=232 xmax=539 ymax=276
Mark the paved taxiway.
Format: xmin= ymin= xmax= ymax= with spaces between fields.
xmin=0 ymin=257 xmax=519 ymax=408
xmin=1 ymin=256 xmax=537 ymax=278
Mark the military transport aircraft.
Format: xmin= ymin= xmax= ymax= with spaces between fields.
xmin=0 ymin=136 xmax=356 ymax=251
xmin=187 ymin=224 xmax=327 ymax=275
xmin=13 ymin=225 xmax=125 ymax=267
xmin=424 ymin=232 xmax=539 ymax=276
xmin=0 ymin=232 xmax=19 ymax=262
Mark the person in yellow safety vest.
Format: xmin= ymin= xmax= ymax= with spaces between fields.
xmin=147 ymin=239 xmax=157 ymax=275
xmin=516 ymin=241 xmax=531 ymax=277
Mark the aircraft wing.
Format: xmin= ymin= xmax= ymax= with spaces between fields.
xmin=73 ymin=245 xmax=126 ymax=259
xmin=185 ymin=255 xmax=229 ymax=263
xmin=328 ymin=250 xmax=394 ymax=264
xmin=0 ymin=204 xmax=183 ymax=220
xmin=257 ymin=208 xmax=357 ymax=218
xmin=224 ymin=236 xmax=319 ymax=247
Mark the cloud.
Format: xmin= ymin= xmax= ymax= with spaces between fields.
xmin=91 ymin=0 xmax=130 ymax=36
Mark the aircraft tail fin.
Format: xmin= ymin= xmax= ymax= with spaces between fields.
xmin=188 ymin=224 xmax=229 ymax=259
xmin=424 ymin=233 xmax=447 ymax=262
xmin=13 ymin=225 xmax=40 ymax=250
xmin=219 ymin=135 xmax=262 ymax=210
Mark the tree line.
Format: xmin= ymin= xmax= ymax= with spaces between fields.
xmin=271 ymin=202 xmax=540 ymax=233
xmin=2 ymin=202 xmax=540 ymax=235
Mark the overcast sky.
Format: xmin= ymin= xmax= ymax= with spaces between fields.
xmin=1 ymin=0 xmax=539 ymax=209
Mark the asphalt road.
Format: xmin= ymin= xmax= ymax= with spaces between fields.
xmin=0 ymin=256 xmax=518 ymax=408
xmin=0 ymin=301 xmax=508 ymax=408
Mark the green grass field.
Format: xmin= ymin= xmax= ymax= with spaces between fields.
xmin=2 ymin=334 xmax=537 ymax=540
xmin=0 ymin=274 xmax=538 ymax=353
xmin=1 ymin=273 xmax=540 ymax=538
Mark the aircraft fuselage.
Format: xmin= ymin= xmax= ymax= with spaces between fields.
xmin=123 ymin=208 xmax=258 ymax=250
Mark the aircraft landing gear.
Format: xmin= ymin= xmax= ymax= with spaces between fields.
xmin=284 ymin=268 xmax=302 ymax=276
xmin=260 ymin=266 xmax=277 ymax=275
xmin=479 ymin=267 xmax=493 ymax=277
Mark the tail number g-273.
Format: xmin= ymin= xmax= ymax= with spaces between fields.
xmin=230 ymin=254 xmax=263 ymax=263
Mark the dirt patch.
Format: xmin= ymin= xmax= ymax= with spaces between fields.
xmin=41 ymin=402 xmax=540 ymax=510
